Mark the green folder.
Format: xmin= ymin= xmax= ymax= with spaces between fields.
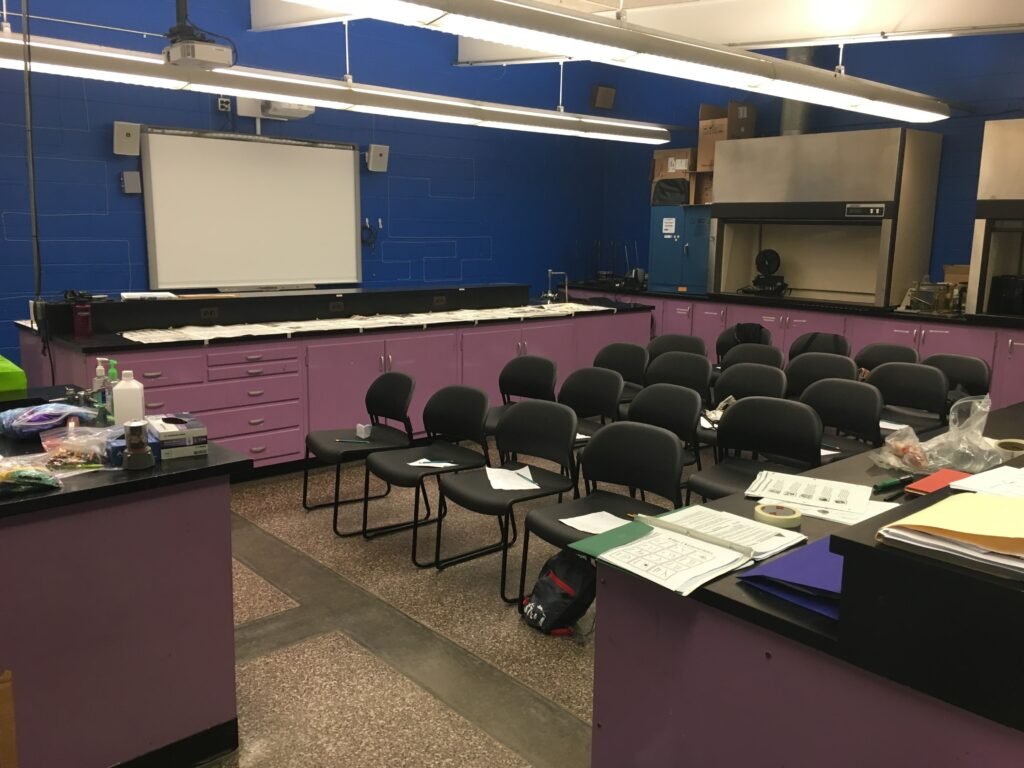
xmin=570 ymin=519 xmax=653 ymax=558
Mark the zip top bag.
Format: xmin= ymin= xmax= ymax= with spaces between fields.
xmin=522 ymin=550 xmax=597 ymax=636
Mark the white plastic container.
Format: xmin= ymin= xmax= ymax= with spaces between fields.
xmin=112 ymin=370 xmax=145 ymax=425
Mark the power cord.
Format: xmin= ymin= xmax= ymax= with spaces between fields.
xmin=361 ymin=219 xmax=378 ymax=256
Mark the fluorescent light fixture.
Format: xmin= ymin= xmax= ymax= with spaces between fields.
xmin=0 ymin=32 xmax=669 ymax=143
xmin=283 ymin=0 xmax=951 ymax=122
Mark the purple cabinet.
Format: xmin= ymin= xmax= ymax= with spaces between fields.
xmin=306 ymin=338 xmax=387 ymax=433
xmin=917 ymin=323 xmax=997 ymax=365
xmin=386 ymin=331 xmax=459 ymax=434
xmin=691 ymin=303 xmax=729 ymax=359
xmin=783 ymin=309 xmax=848 ymax=356
xmin=727 ymin=305 xmax=786 ymax=345
xmin=659 ymin=300 xmax=694 ymax=336
xmin=575 ymin=311 xmax=652 ymax=369
xmin=522 ymin=320 xmax=577 ymax=391
xmin=991 ymin=331 xmax=1024 ymax=409
xmin=845 ymin=316 xmax=922 ymax=359
xmin=460 ymin=325 xmax=523 ymax=404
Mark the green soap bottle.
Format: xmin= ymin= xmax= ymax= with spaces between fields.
xmin=105 ymin=358 xmax=118 ymax=420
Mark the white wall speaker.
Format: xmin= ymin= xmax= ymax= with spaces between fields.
xmin=366 ymin=144 xmax=390 ymax=173
xmin=113 ymin=121 xmax=142 ymax=156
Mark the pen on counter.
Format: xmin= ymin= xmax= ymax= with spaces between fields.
xmin=821 ymin=443 xmax=841 ymax=451
xmin=872 ymin=475 xmax=915 ymax=494
xmin=335 ymin=438 xmax=369 ymax=443
xmin=882 ymin=489 xmax=908 ymax=502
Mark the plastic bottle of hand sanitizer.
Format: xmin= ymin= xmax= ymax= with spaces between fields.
xmin=112 ymin=370 xmax=145 ymax=424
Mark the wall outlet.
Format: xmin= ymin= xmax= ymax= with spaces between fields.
xmin=200 ymin=307 xmax=219 ymax=321
xmin=217 ymin=96 xmax=231 ymax=112
xmin=328 ymin=301 xmax=345 ymax=312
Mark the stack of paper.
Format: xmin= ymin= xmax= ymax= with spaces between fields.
xmin=949 ymin=466 xmax=1024 ymax=498
xmin=877 ymin=493 xmax=1024 ymax=577
xmin=746 ymin=471 xmax=873 ymax=524
xmin=485 ymin=466 xmax=539 ymax=490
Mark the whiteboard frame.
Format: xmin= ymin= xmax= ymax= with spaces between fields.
xmin=141 ymin=127 xmax=362 ymax=290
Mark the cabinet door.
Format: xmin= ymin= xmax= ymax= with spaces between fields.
xmin=522 ymin=320 xmax=577 ymax=391
xmin=989 ymin=332 xmax=1024 ymax=409
xmin=918 ymin=324 xmax=997 ymax=367
xmin=680 ymin=209 xmax=711 ymax=294
xmin=575 ymin=312 xmax=652 ymax=370
xmin=660 ymin=301 xmax=694 ymax=336
xmin=726 ymin=305 xmax=785 ymax=348
xmin=460 ymin=325 xmax=523 ymax=405
xmin=648 ymin=207 xmax=684 ymax=291
xmin=306 ymin=338 xmax=387 ymax=432
xmin=386 ymin=331 xmax=459 ymax=434
xmin=783 ymin=310 xmax=848 ymax=356
xmin=845 ymin=316 xmax=920 ymax=358
xmin=640 ymin=297 xmax=665 ymax=337
xmin=692 ymin=303 xmax=728 ymax=359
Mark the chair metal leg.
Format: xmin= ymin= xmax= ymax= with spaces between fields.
xmin=434 ymin=495 xmax=512 ymax=572
xmin=361 ymin=470 xmax=436 ymax=541
xmin=304 ymin=457 xmax=395 ymax=514
xmin=499 ymin=511 xmax=518 ymax=604
xmin=517 ymin=526 xmax=532 ymax=614
xmin=685 ymin=487 xmax=692 ymax=505
xmin=411 ymin=480 xmax=442 ymax=569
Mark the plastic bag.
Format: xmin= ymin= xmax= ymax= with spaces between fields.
xmin=0 ymin=404 xmax=97 ymax=439
xmin=0 ymin=461 xmax=62 ymax=497
xmin=869 ymin=395 xmax=1014 ymax=474
xmin=39 ymin=425 xmax=119 ymax=471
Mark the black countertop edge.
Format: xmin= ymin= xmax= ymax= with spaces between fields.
xmin=25 ymin=303 xmax=655 ymax=354
xmin=0 ymin=444 xmax=252 ymax=520
xmin=568 ymin=282 xmax=1024 ymax=330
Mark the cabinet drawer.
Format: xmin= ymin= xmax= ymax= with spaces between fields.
xmin=217 ymin=426 xmax=304 ymax=464
xmin=207 ymin=345 xmax=298 ymax=367
xmin=207 ymin=360 xmax=299 ymax=381
xmin=200 ymin=401 xmax=302 ymax=440
xmin=93 ymin=353 xmax=205 ymax=389
xmin=144 ymin=374 xmax=301 ymax=414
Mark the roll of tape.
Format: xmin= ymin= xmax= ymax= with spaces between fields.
xmin=754 ymin=503 xmax=802 ymax=528
xmin=996 ymin=438 xmax=1024 ymax=453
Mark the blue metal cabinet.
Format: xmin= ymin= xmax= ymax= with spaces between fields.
xmin=647 ymin=206 xmax=711 ymax=294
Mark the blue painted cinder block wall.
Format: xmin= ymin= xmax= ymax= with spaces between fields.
xmin=2 ymin=0 xmax=1023 ymax=365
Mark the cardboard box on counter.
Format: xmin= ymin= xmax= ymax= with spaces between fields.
xmin=696 ymin=102 xmax=757 ymax=172
xmin=943 ymin=264 xmax=970 ymax=285
xmin=146 ymin=413 xmax=207 ymax=447
xmin=692 ymin=173 xmax=714 ymax=205
xmin=651 ymin=148 xmax=695 ymax=181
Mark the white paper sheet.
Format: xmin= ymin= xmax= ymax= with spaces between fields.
xmin=486 ymin=466 xmax=539 ymax=490
xmin=820 ymin=448 xmax=841 ymax=457
xmin=745 ymin=470 xmax=872 ymax=515
xmin=776 ymin=499 xmax=899 ymax=526
xmin=575 ymin=433 xmax=591 ymax=441
xmin=950 ymin=466 xmax=1024 ymax=498
xmin=407 ymin=458 xmax=457 ymax=468
xmin=559 ymin=511 xmax=630 ymax=535
xmin=879 ymin=420 xmax=910 ymax=431
xmin=699 ymin=416 xmax=715 ymax=429
xmin=660 ymin=505 xmax=806 ymax=560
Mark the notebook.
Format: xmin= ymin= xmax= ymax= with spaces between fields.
xmin=738 ymin=537 xmax=842 ymax=620
xmin=905 ymin=469 xmax=971 ymax=496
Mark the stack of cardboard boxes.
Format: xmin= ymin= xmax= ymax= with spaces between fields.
xmin=650 ymin=100 xmax=757 ymax=206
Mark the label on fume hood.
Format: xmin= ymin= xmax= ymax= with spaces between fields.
xmin=662 ymin=218 xmax=677 ymax=235
xmin=667 ymin=157 xmax=690 ymax=172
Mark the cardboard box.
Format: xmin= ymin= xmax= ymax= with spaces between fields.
xmin=696 ymin=101 xmax=757 ymax=172
xmin=0 ymin=671 xmax=18 ymax=768
xmin=693 ymin=173 xmax=714 ymax=205
xmin=651 ymin=148 xmax=695 ymax=181
xmin=943 ymin=264 xmax=970 ymax=285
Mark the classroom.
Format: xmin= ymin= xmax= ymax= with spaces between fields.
xmin=1 ymin=2 xmax=1024 ymax=767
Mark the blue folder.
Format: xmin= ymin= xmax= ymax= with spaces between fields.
xmin=737 ymin=537 xmax=843 ymax=620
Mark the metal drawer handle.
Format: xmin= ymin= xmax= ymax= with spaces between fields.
xmin=248 ymin=390 xmax=265 ymax=397
xmin=250 ymin=446 xmax=267 ymax=454
xmin=893 ymin=329 xmax=911 ymax=334
xmin=146 ymin=402 xmax=164 ymax=409
xmin=248 ymin=418 xmax=265 ymax=426
xmin=142 ymin=371 xmax=163 ymax=379
xmin=247 ymin=368 xmax=264 ymax=376
xmin=928 ymin=329 xmax=949 ymax=335
xmin=246 ymin=354 xmax=264 ymax=361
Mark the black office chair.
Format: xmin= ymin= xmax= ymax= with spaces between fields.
xmin=483 ymin=355 xmax=556 ymax=437
xmin=302 ymin=372 xmax=415 ymax=537
xmin=517 ymin=421 xmax=684 ymax=610
xmin=628 ymin=382 xmax=703 ymax=472
xmin=720 ymin=342 xmax=784 ymax=370
xmin=800 ymin=378 xmax=884 ymax=461
xmin=362 ymin=385 xmax=490 ymax=566
xmin=715 ymin=323 xmax=771 ymax=362
xmin=594 ymin=342 xmax=648 ymax=404
xmin=648 ymin=333 xmax=707 ymax=361
xmin=922 ymin=353 xmax=992 ymax=405
xmin=867 ymin=362 xmax=949 ymax=438
xmin=558 ymin=367 xmax=623 ymax=444
xmin=643 ymin=351 xmax=712 ymax=404
xmin=699 ymin=363 xmax=788 ymax=448
xmin=687 ymin=397 xmax=822 ymax=503
xmin=784 ymin=352 xmax=858 ymax=399
xmin=788 ymin=332 xmax=851 ymax=359
xmin=855 ymin=343 xmax=918 ymax=372
xmin=436 ymin=400 xmax=578 ymax=602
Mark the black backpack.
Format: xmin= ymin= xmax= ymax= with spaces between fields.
xmin=521 ymin=550 xmax=597 ymax=636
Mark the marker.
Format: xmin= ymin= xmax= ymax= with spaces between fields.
xmin=872 ymin=475 xmax=915 ymax=494
xmin=335 ymin=438 xmax=369 ymax=443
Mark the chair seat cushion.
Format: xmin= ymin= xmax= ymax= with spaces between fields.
xmin=880 ymin=407 xmax=946 ymax=439
xmin=620 ymin=381 xmax=643 ymax=403
xmin=696 ymin=425 xmax=718 ymax=446
xmin=483 ymin=404 xmax=511 ymax=436
xmin=440 ymin=461 xmax=574 ymax=517
xmin=367 ymin=442 xmax=487 ymax=487
xmin=525 ymin=491 xmax=665 ymax=550
xmin=687 ymin=457 xmax=797 ymax=501
xmin=574 ymin=418 xmax=606 ymax=448
xmin=306 ymin=425 xmax=410 ymax=462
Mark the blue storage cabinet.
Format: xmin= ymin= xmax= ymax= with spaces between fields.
xmin=647 ymin=205 xmax=711 ymax=294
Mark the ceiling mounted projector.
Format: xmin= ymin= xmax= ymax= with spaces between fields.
xmin=163 ymin=40 xmax=234 ymax=69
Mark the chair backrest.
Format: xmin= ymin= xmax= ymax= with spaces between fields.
xmin=495 ymin=400 xmax=577 ymax=471
xmin=854 ymin=342 xmax=918 ymax=371
xmin=365 ymin=372 xmax=415 ymax=435
xmin=714 ymin=363 xmax=787 ymax=404
xmin=721 ymin=342 xmax=784 ymax=370
xmin=498 ymin=355 xmax=557 ymax=403
xmin=558 ymin=367 xmax=624 ymax=422
xmin=627 ymin=383 xmax=701 ymax=444
xmin=643 ymin=351 xmax=712 ymax=401
xmin=784 ymin=352 xmax=858 ymax=398
xmin=648 ymin=333 xmax=707 ymax=361
xmin=867 ymin=362 xmax=949 ymax=416
xmin=422 ymin=385 xmax=489 ymax=447
xmin=717 ymin=396 xmax=823 ymax=469
xmin=716 ymin=323 xmax=771 ymax=361
xmin=594 ymin=342 xmax=648 ymax=386
xmin=800 ymin=378 xmax=883 ymax=446
xmin=582 ymin=422 xmax=683 ymax=506
xmin=922 ymin=354 xmax=992 ymax=397
xmin=788 ymin=332 xmax=851 ymax=359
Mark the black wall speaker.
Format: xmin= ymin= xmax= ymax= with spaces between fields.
xmin=591 ymin=84 xmax=617 ymax=110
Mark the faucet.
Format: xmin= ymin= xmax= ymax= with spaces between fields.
xmin=542 ymin=269 xmax=569 ymax=304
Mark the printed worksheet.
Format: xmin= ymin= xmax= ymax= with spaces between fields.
xmin=661 ymin=505 xmax=806 ymax=559
xmin=746 ymin=471 xmax=872 ymax=514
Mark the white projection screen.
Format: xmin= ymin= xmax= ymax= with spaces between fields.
xmin=141 ymin=129 xmax=361 ymax=289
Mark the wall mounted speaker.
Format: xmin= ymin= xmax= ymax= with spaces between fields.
xmin=367 ymin=144 xmax=390 ymax=173
xmin=591 ymin=85 xmax=616 ymax=110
